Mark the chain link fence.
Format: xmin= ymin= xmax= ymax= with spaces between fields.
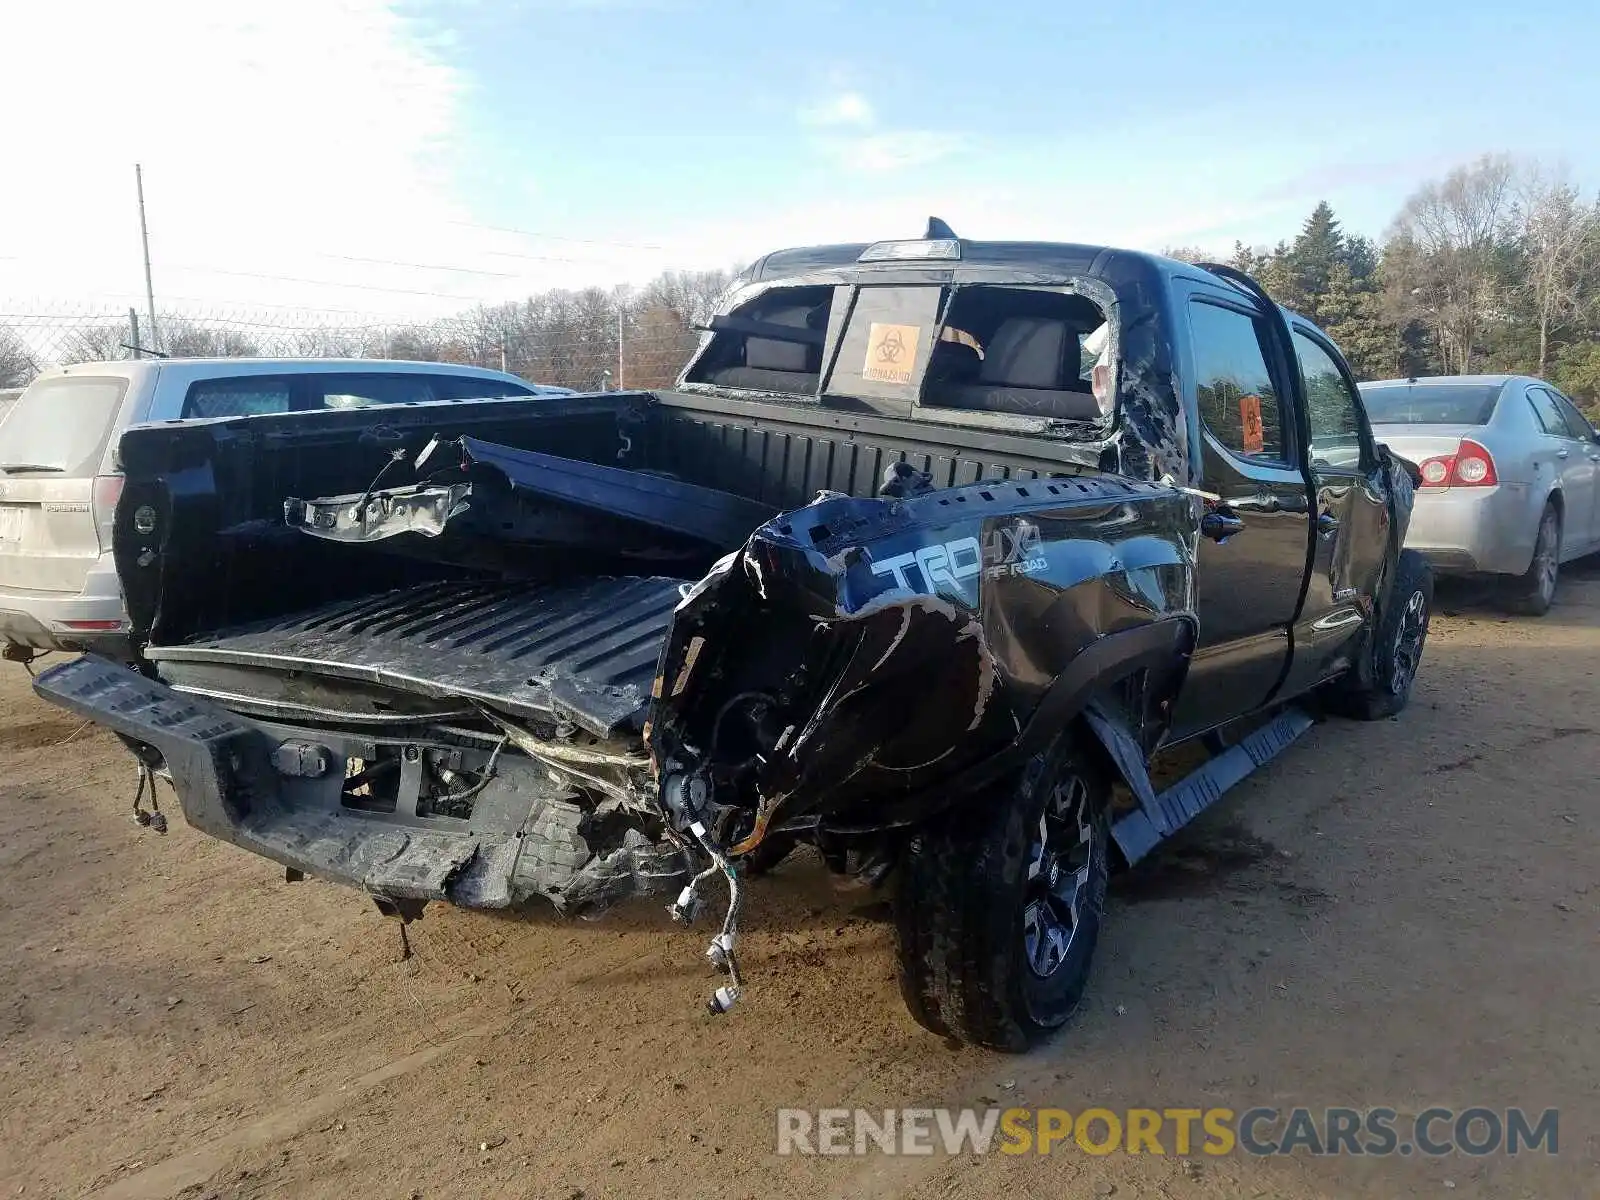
xmin=1 ymin=286 xmax=729 ymax=394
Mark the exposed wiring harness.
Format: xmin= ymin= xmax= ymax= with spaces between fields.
xmin=667 ymin=818 xmax=745 ymax=1013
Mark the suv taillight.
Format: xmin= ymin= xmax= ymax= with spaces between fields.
xmin=91 ymin=474 xmax=124 ymax=552
xmin=1416 ymin=439 xmax=1498 ymax=489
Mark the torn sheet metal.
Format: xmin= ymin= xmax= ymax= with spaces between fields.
xmin=285 ymin=482 xmax=471 ymax=542
xmin=33 ymin=654 xmax=689 ymax=916
xmin=648 ymin=473 xmax=1198 ymax=853
xmin=453 ymin=436 xmax=776 ymax=552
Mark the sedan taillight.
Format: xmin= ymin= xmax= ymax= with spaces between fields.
xmin=1416 ymin=439 xmax=1498 ymax=489
xmin=91 ymin=474 xmax=125 ymax=551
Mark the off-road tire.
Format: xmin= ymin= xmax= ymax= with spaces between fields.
xmin=1501 ymin=502 xmax=1560 ymax=617
xmin=1326 ymin=548 xmax=1432 ymax=721
xmin=894 ymin=735 xmax=1111 ymax=1051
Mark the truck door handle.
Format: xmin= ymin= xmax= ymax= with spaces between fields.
xmin=1200 ymin=511 xmax=1246 ymax=542
xmin=1556 ymin=448 xmax=1569 ymax=459
xmin=1317 ymin=511 xmax=1340 ymax=535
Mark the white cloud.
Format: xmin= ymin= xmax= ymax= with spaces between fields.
xmin=796 ymin=86 xmax=962 ymax=175
xmin=817 ymin=131 xmax=966 ymax=174
xmin=0 ymin=0 xmax=637 ymax=319
xmin=799 ymin=91 xmax=875 ymax=128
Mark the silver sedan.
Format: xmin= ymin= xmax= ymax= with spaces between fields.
xmin=1360 ymin=375 xmax=1600 ymax=615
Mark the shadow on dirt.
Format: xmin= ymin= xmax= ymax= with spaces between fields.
xmin=1111 ymin=820 xmax=1331 ymax=914
xmin=1112 ymin=822 xmax=1280 ymax=904
xmin=1433 ymin=550 xmax=1600 ymax=617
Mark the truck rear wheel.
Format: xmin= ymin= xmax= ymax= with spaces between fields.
xmin=1325 ymin=548 xmax=1432 ymax=721
xmin=894 ymin=735 xmax=1111 ymax=1051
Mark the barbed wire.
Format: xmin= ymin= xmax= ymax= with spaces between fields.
xmin=0 ymin=299 xmax=716 ymax=393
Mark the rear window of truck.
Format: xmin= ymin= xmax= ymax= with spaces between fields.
xmin=684 ymin=285 xmax=834 ymax=397
xmin=687 ymin=282 xmax=1110 ymax=422
xmin=1360 ymin=383 xmax=1502 ymax=426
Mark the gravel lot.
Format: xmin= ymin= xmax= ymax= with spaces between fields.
xmin=1 ymin=565 xmax=1596 ymax=1199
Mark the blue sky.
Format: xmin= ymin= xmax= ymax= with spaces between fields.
xmin=3 ymin=0 xmax=1597 ymax=317
xmin=434 ymin=0 xmax=1600 ymax=255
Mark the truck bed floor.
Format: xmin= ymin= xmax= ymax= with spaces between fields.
xmin=145 ymin=576 xmax=683 ymax=737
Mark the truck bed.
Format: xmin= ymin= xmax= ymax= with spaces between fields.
xmin=111 ymin=389 xmax=1104 ymax=649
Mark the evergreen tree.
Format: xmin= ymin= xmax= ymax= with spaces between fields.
xmin=1285 ymin=201 xmax=1345 ymax=323
xmin=1344 ymin=234 xmax=1379 ymax=283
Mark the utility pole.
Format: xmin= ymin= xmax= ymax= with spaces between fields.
xmin=616 ymin=301 xmax=626 ymax=390
xmin=135 ymin=164 xmax=159 ymax=353
xmin=127 ymin=309 xmax=140 ymax=359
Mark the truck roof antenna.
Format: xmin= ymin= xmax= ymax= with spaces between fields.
xmin=925 ymin=216 xmax=957 ymax=240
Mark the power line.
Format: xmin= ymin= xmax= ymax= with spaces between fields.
xmin=160 ymin=265 xmax=506 ymax=301
xmin=319 ymin=254 xmax=523 ymax=278
xmin=447 ymin=219 xmax=663 ymax=251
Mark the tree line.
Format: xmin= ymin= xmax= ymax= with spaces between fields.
xmin=4 ymin=154 xmax=1597 ymax=414
xmin=1170 ymin=154 xmax=1600 ymax=415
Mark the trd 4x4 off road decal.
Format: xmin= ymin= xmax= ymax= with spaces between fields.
xmin=870 ymin=522 xmax=1047 ymax=592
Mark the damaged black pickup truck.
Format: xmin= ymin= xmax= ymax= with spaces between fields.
xmin=35 ymin=227 xmax=1429 ymax=1051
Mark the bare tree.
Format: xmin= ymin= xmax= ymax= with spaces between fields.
xmin=56 ymin=322 xmax=131 ymax=364
xmin=1388 ymin=155 xmax=1519 ymax=374
xmin=1517 ymin=169 xmax=1599 ymax=377
xmin=637 ymin=268 xmax=737 ymax=328
xmin=0 ymin=328 xmax=38 ymax=387
xmin=282 ymin=325 xmax=369 ymax=358
xmin=160 ymin=318 xmax=260 ymax=358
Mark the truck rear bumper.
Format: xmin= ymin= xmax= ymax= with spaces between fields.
xmin=33 ymin=655 xmax=686 ymax=912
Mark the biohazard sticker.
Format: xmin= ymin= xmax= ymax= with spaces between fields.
xmin=862 ymin=323 xmax=921 ymax=385
xmin=1239 ymin=393 xmax=1265 ymax=454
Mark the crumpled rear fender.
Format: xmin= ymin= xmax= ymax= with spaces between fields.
xmin=646 ymin=474 xmax=1200 ymax=852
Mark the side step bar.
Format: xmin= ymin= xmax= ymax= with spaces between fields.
xmin=1112 ymin=707 xmax=1314 ymax=865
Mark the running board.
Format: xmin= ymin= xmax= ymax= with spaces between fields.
xmin=1112 ymin=707 xmax=1315 ymax=865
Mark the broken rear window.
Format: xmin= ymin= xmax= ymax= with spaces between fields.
xmin=922 ymin=286 xmax=1109 ymax=422
xmin=683 ymin=285 xmax=833 ymax=396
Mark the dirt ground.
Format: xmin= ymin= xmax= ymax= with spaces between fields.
xmin=1 ymin=566 xmax=1596 ymax=1200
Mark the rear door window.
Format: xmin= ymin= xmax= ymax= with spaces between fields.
xmin=0 ymin=377 xmax=129 ymax=475
xmin=310 ymin=373 xmax=440 ymax=409
xmin=182 ymin=376 xmax=294 ymax=418
xmin=1293 ymin=329 xmax=1370 ymax=471
xmin=1535 ymin=387 xmax=1594 ymax=440
xmin=1526 ymin=387 xmax=1576 ymax=438
xmin=1188 ymin=300 xmax=1288 ymax=462
xmin=1552 ymin=391 xmax=1598 ymax=440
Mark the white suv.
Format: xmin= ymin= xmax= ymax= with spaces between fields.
xmin=0 ymin=358 xmax=570 ymax=663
